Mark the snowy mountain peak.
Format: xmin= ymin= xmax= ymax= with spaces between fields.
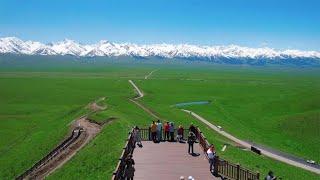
xmin=0 ymin=37 xmax=319 ymax=66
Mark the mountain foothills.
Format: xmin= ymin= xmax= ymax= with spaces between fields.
xmin=0 ymin=37 xmax=320 ymax=66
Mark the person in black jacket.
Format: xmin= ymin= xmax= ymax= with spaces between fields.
xmin=187 ymin=132 xmax=196 ymax=155
xmin=125 ymin=154 xmax=135 ymax=180
xmin=189 ymin=124 xmax=197 ymax=137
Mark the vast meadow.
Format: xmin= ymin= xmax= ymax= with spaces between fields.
xmin=0 ymin=59 xmax=319 ymax=179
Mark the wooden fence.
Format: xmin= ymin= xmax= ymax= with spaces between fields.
xmin=194 ymin=127 xmax=260 ymax=180
xmin=112 ymin=129 xmax=135 ymax=180
xmin=16 ymin=127 xmax=83 ymax=180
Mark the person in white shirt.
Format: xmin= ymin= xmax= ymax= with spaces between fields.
xmin=156 ymin=120 xmax=162 ymax=142
xmin=265 ymin=171 xmax=277 ymax=180
xmin=207 ymin=145 xmax=216 ymax=172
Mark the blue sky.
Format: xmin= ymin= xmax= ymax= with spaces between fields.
xmin=0 ymin=0 xmax=319 ymax=50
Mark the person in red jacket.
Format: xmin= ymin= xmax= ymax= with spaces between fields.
xmin=164 ymin=121 xmax=170 ymax=141
xmin=177 ymin=125 xmax=184 ymax=142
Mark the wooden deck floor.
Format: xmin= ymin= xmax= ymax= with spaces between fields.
xmin=133 ymin=141 xmax=218 ymax=180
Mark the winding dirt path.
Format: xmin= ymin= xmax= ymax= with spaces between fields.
xmin=144 ymin=69 xmax=158 ymax=79
xmin=181 ymin=109 xmax=320 ymax=175
xmin=18 ymin=98 xmax=111 ymax=179
xmin=129 ymin=80 xmax=144 ymax=99
xmin=27 ymin=118 xmax=102 ymax=179
xmin=128 ymin=80 xmax=160 ymax=119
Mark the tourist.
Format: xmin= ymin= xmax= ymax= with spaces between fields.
xmin=265 ymin=171 xmax=278 ymax=180
xmin=125 ymin=154 xmax=135 ymax=180
xmin=169 ymin=122 xmax=175 ymax=142
xmin=187 ymin=132 xmax=196 ymax=154
xmin=156 ymin=120 xmax=162 ymax=142
xmin=179 ymin=176 xmax=185 ymax=180
xmin=150 ymin=121 xmax=157 ymax=142
xmin=189 ymin=123 xmax=197 ymax=137
xmin=164 ymin=121 xmax=170 ymax=141
xmin=188 ymin=176 xmax=195 ymax=180
xmin=133 ymin=126 xmax=142 ymax=148
xmin=207 ymin=144 xmax=216 ymax=173
xmin=177 ymin=125 xmax=184 ymax=142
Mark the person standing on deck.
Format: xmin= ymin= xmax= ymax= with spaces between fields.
xmin=156 ymin=120 xmax=162 ymax=142
xmin=125 ymin=154 xmax=135 ymax=180
xmin=189 ymin=124 xmax=197 ymax=137
xmin=169 ymin=122 xmax=175 ymax=142
xmin=133 ymin=126 xmax=142 ymax=148
xmin=164 ymin=121 xmax=170 ymax=141
xmin=177 ymin=125 xmax=184 ymax=142
xmin=207 ymin=145 xmax=216 ymax=173
xmin=187 ymin=132 xmax=196 ymax=154
xmin=150 ymin=121 xmax=157 ymax=142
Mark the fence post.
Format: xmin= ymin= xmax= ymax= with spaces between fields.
xmin=236 ymin=163 xmax=240 ymax=180
xmin=256 ymin=172 xmax=260 ymax=180
xmin=148 ymin=127 xmax=151 ymax=141
xmin=213 ymin=156 xmax=219 ymax=176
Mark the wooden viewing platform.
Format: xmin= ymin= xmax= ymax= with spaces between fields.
xmin=112 ymin=127 xmax=260 ymax=180
xmin=134 ymin=141 xmax=217 ymax=180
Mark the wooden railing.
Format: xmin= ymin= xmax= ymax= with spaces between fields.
xmin=139 ymin=128 xmax=150 ymax=140
xmin=112 ymin=129 xmax=135 ymax=180
xmin=194 ymin=127 xmax=260 ymax=180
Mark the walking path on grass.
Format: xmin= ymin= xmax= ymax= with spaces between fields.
xmin=128 ymin=80 xmax=160 ymax=119
xmin=144 ymin=69 xmax=158 ymax=80
xmin=181 ymin=109 xmax=320 ymax=174
xmin=17 ymin=98 xmax=113 ymax=179
xmin=129 ymin=80 xmax=144 ymax=99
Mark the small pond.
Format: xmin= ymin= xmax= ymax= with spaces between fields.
xmin=174 ymin=100 xmax=211 ymax=107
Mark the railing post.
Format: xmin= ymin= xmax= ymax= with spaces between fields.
xmin=148 ymin=127 xmax=151 ymax=141
xmin=236 ymin=163 xmax=240 ymax=180
xmin=213 ymin=156 xmax=219 ymax=176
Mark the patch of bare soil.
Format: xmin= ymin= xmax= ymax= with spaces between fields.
xmin=86 ymin=97 xmax=107 ymax=112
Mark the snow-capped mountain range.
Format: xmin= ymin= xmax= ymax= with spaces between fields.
xmin=1 ymin=37 xmax=320 ymax=63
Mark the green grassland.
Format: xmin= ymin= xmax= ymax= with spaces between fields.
xmin=0 ymin=61 xmax=319 ymax=179
xmin=136 ymin=68 xmax=320 ymax=162
xmin=0 ymin=67 xmax=153 ymax=179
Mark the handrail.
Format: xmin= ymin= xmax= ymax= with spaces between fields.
xmin=112 ymin=129 xmax=135 ymax=180
xmin=194 ymin=127 xmax=260 ymax=180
